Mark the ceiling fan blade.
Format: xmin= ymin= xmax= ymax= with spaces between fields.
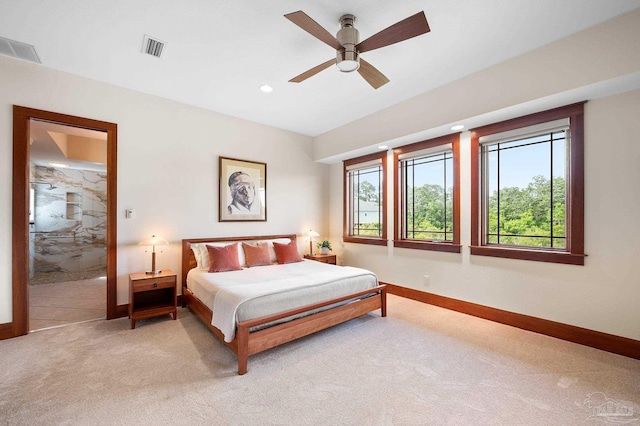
xmin=357 ymin=59 xmax=390 ymax=89
xmin=289 ymin=59 xmax=337 ymax=83
xmin=356 ymin=11 xmax=430 ymax=53
xmin=285 ymin=11 xmax=343 ymax=51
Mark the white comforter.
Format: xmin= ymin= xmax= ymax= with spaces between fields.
xmin=187 ymin=260 xmax=378 ymax=342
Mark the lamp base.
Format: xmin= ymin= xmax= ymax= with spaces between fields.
xmin=145 ymin=270 xmax=163 ymax=275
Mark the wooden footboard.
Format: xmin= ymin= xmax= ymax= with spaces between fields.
xmin=236 ymin=285 xmax=386 ymax=374
xmin=182 ymin=284 xmax=386 ymax=375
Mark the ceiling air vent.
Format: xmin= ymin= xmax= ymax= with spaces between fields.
xmin=0 ymin=36 xmax=40 ymax=63
xmin=142 ymin=35 xmax=166 ymax=59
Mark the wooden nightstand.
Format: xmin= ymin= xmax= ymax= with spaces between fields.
xmin=304 ymin=253 xmax=337 ymax=265
xmin=129 ymin=269 xmax=177 ymax=329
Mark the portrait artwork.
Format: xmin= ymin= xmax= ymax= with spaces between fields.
xmin=219 ymin=157 xmax=266 ymax=222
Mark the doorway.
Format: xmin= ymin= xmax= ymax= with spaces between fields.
xmin=29 ymin=120 xmax=108 ymax=330
xmin=12 ymin=106 xmax=118 ymax=337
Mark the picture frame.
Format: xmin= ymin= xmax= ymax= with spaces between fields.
xmin=219 ymin=156 xmax=267 ymax=222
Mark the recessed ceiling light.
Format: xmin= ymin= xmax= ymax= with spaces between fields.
xmin=48 ymin=162 xmax=69 ymax=168
xmin=451 ymin=124 xmax=464 ymax=131
xmin=378 ymin=145 xmax=388 ymax=150
xmin=259 ymin=85 xmax=273 ymax=93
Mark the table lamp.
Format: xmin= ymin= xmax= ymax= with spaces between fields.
xmin=308 ymin=230 xmax=320 ymax=255
xmin=139 ymin=234 xmax=169 ymax=274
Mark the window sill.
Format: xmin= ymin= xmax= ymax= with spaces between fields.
xmin=470 ymin=245 xmax=585 ymax=265
xmin=394 ymin=240 xmax=461 ymax=253
xmin=343 ymin=236 xmax=388 ymax=247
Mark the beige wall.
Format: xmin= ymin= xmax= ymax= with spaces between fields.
xmin=328 ymin=88 xmax=640 ymax=341
xmin=0 ymin=55 xmax=327 ymax=321
xmin=319 ymin=9 xmax=640 ymax=341
xmin=66 ymin=135 xmax=107 ymax=164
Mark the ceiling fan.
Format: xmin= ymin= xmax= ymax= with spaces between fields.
xmin=284 ymin=10 xmax=430 ymax=89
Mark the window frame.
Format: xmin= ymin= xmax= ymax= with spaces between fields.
xmin=393 ymin=134 xmax=461 ymax=253
xmin=470 ymin=102 xmax=586 ymax=265
xmin=343 ymin=151 xmax=388 ymax=246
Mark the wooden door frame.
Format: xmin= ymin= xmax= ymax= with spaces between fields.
xmin=12 ymin=106 xmax=119 ymax=337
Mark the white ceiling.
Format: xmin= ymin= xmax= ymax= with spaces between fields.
xmin=1 ymin=0 xmax=640 ymax=137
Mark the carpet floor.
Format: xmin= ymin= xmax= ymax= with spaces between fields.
xmin=0 ymin=295 xmax=638 ymax=425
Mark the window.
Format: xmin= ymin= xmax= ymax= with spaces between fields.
xmin=344 ymin=151 xmax=387 ymax=246
xmin=394 ymin=134 xmax=461 ymax=253
xmin=470 ymin=103 xmax=585 ymax=265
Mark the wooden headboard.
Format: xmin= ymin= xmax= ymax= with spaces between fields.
xmin=181 ymin=234 xmax=298 ymax=290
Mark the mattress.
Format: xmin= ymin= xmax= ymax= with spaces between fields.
xmin=186 ymin=259 xmax=378 ymax=342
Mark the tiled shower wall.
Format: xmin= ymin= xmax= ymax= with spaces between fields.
xmin=31 ymin=165 xmax=107 ymax=275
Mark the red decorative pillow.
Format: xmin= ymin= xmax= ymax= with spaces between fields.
xmin=272 ymin=240 xmax=302 ymax=264
xmin=242 ymin=243 xmax=271 ymax=267
xmin=206 ymin=243 xmax=242 ymax=272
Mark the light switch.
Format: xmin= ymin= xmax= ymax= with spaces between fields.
xmin=125 ymin=209 xmax=135 ymax=219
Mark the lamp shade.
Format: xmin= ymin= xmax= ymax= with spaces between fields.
xmin=308 ymin=230 xmax=320 ymax=238
xmin=138 ymin=235 xmax=168 ymax=247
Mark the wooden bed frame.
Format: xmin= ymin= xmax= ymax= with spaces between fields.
xmin=181 ymin=234 xmax=386 ymax=375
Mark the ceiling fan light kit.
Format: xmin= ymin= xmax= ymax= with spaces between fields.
xmin=336 ymin=14 xmax=360 ymax=72
xmin=285 ymin=10 xmax=430 ymax=89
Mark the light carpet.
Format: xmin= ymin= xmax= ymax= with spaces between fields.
xmin=0 ymin=295 xmax=638 ymax=425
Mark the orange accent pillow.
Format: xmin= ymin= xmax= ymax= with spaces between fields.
xmin=242 ymin=243 xmax=271 ymax=267
xmin=206 ymin=243 xmax=242 ymax=272
xmin=272 ymin=240 xmax=302 ymax=264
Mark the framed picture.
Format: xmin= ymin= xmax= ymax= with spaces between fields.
xmin=219 ymin=156 xmax=267 ymax=222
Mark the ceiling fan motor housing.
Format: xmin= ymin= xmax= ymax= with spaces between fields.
xmin=336 ymin=14 xmax=359 ymax=72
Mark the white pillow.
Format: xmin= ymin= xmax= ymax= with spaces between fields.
xmin=199 ymin=242 xmax=246 ymax=270
xmin=258 ymin=238 xmax=292 ymax=263
xmin=191 ymin=244 xmax=203 ymax=269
